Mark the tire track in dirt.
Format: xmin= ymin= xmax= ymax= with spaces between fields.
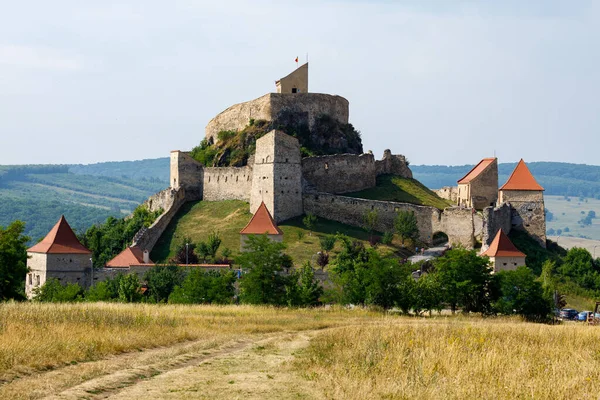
xmin=42 ymin=332 xmax=303 ymax=400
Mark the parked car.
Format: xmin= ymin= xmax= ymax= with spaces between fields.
xmin=577 ymin=311 xmax=593 ymax=321
xmin=559 ymin=308 xmax=579 ymax=320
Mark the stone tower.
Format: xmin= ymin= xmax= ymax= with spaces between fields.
xmin=499 ymin=159 xmax=546 ymax=248
xmin=25 ymin=216 xmax=93 ymax=298
xmin=250 ymin=130 xmax=303 ymax=223
xmin=276 ymin=62 xmax=308 ymax=94
xmin=456 ymin=158 xmax=498 ymax=210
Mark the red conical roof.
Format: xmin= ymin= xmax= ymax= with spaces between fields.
xmin=28 ymin=216 xmax=91 ymax=254
xmin=457 ymin=158 xmax=496 ymax=184
xmin=106 ymin=246 xmax=153 ymax=268
xmin=481 ymin=230 xmax=526 ymax=258
xmin=500 ymin=159 xmax=544 ymax=191
xmin=240 ymin=202 xmax=283 ymax=235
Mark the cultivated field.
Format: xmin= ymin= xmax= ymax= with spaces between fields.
xmin=1 ymin=303 xmax=600 ymax=399
xmin=546 ymin=195 xmax=600 ymax=241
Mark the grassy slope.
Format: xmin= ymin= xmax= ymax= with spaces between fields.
xmin=345 ymin=175 xmax=453 ymax=210
xmin=151 ymin=200 xmax=410 ymax=265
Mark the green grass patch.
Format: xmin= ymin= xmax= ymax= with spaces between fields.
xmin=151 ymin=200 xmax=413 ymax=265
xmin=345 ymin=175 xmax=453 ymax=210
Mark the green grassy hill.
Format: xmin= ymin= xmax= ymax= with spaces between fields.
xmin=151 ymin=200 xmax=412 ymax=266
xmin=345 ymin=175 xmax=453 ymax=210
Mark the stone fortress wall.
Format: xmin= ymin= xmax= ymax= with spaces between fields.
xmin=204 ymin=93 xmax=349 ymax=144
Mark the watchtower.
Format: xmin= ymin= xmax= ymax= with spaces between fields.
xmin=25 ymin=216 xmax=92 ymax=298
xmin=250 ymin=130 xmax=303 ymax=223
xmin=499 ymin=159 xmax=546 ymax=247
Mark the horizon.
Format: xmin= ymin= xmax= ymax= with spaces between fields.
xmin=2 ymin=1 xmax=599 ymax=166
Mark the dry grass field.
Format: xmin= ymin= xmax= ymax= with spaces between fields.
xmin=1 ymin=303 xmax=600 ymax=399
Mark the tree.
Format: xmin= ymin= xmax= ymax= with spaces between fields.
xmin=319 ymin=235 xmax=336 ymax=253
xmin=0 ymin=220 xmax=30 ymax=300
xmin=494 ymin=267 xmax=553 ymax=322
xmin=434 ymin=249 xmax=496 ymax=314
xmin=414 ymin=273 xmax=443 ymax=316
xmin=171 ymin=236 xmax=199 ymax=265
xmin=363 ymin=210 xmax=379 ymax=242
xmin=237 ymin=234 xmax=293 ymax=305
xmin=169 ymin=269 xmax=236 ymax=304
xmin=119 ymin=273 xmax=142 ymax=302
xmin=295 ymin=262 xmax=323 ymax=306
xmin=302 ymin=214 xmax=317 ymax=236
xmin=394 ymin=210 xmax=419 ymax=245
xmin=197 ymin=232 xmax=222 ymax=263
xmin=144 ymin=265 xmax=185 ymax=303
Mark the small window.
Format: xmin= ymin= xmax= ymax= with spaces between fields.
xmin=292 ymin=88 xmax=298 ymax=93
xmin=286 ymin=158 xmax=289 ymax=162
xmin=325 ymin=163 xmax=329 ymax=170
xmin=36 ymin=275 xmax=40 ymax=286
xmin=503 ymin=263 xmax=507 ymax=266
xmin=28 ymin=274 xmax=32 ymax=285
xmin=527 ymin=208 xmax=533 ymax=212
xmin=225 ymin=176 xmax=227 ymax=182
xmin=514 ymin=263 xmax=517 ymax=266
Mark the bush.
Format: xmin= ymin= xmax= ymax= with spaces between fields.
xmin=169 ymin=269 xmax=236 ymax=304
xmin=494 ymin=267 xmax=553 ymax=322
xmin=33 ymin=278 xmax=84 ymax=302
xmin=381 ymin=231 xmax=394 ymax=245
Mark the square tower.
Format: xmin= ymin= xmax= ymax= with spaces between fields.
xmin=26 ymin=216 xmax=93 ymax=298
xmin=499 ymin=159 xmax=546 ymax=248
xmin=250 ymin=130 xmax=303 ymax=222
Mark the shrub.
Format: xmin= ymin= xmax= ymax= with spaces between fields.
xmin=33 ymin=278 xmax=84 ymax=302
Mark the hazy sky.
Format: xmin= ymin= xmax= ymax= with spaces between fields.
xmin=1 ymin=0 xmax=599 ymax=166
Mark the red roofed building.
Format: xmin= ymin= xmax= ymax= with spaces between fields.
xmin=456 ymin=158 xmax=498 ymax=209
xmin=240 ymin=201 xmax=283 ymax=250
xmin=26 ymin=216 xmax=92 ymax=298
xmin=481 ymin=229 xmax=526 ymax=272
xmin=499 ymin=159 xmax=546 ymax=248
xmin=106 ymin=246 xmax=153 ymax=268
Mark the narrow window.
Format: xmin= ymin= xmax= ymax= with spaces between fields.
xmin=325 ymin=163 xmax=329 ymax=170
xmin=28 ymin=274 xmax=32 ymax=285
xmin=36 ymin=275 xmax=40 ymax=286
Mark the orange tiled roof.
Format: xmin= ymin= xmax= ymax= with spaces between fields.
xmin=106 ymin=246 xmax=153 ymax=268
xmin=240 ymin=202 xmax=283 ymax=235
xmin=457 ymin=158 xmax=496 ymax=184
xmin=500 ymin=159 xmax=544 ymax=191
xmin=481 ymin=230 xmax=526 ymax=258
xmin=28 ymin=216 xmax=91 ymax=254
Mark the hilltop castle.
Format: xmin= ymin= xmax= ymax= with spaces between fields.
xmin=25 ymin=63 xmax=546 ymax=295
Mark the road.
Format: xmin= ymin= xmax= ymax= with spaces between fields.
xmin=408 ymin=244 xmax=448 ymax=263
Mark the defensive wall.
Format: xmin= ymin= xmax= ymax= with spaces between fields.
xmin=301 ymin=150 xmax=413 ymax=194
xmin=132 ymin=187 xmax=187 ymax=252
xmin=205 ymin=93 xmax=349 ymax=144
xmin=203 ymin=166 xmax=253 ymax=201
xmin=303 ymin=192 xmax=478 ymax=247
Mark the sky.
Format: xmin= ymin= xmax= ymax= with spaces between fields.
xmin=1 ymin=0 xmax=599 ymax=166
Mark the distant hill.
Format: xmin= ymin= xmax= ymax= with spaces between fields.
xmin=0 ymin=160 xmax=169 ymax=243
xmin=411 ymin=162 xmax=600 ymax=198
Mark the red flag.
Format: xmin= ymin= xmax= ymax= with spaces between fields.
xmin=295 ymin=57 xmax=298 ymax=63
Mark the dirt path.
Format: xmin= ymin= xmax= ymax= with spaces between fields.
xmin=1 ymin=330 xmax=321 ymax=400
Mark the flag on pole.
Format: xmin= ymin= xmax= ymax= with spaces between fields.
xmin=295 ymin=56 xmax=298 ymax=64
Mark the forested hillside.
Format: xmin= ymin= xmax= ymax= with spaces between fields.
xmin=0 ymin=162 xmax=169 ymax=243
xmin=412 ymin=162 xmax=600 ymax=198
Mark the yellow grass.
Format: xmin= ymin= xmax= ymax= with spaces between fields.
xmin=0 ymin=302 xmax=379 ymax=379
xmin=3 ymin=303 xmax=600 ymax=399
xmin=296 ymin=316 xmax=600 ymax=399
